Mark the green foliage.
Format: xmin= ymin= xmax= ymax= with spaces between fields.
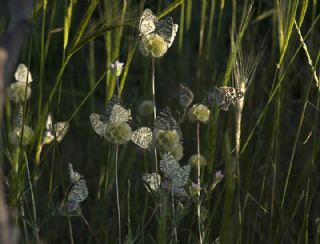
xmin=2 ymin=1 xmax=320 ymax=243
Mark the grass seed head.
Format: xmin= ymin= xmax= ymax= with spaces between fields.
xmin=171 ymin=143 xmax=184 ymax=161
xmin=138 ymin=100 xmax=154 ymax=116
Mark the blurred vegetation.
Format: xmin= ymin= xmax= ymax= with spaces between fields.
xmin=1 ymin=0 xmax=320 ymax=243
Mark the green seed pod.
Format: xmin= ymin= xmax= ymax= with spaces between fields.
xmin=139 ymin=34 xmax=168 ymax=58
xmin=156 ymin=129 xmax=179 ymax=152
xmin=104 ymin=122 xmax=132 ymax=145
xmin=188 ymin=104 xmax=210 ymax=123
xmin=7 ymin=82 xmax=31 ymax=103
xmin=188 ymin=154 xmax=207 ymax=168
xmin=138 ymin=100 xmax=154 ymax=117
xmin=10 ymin=125 xmax=34 ymax=146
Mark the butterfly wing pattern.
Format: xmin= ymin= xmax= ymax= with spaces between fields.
xmin=14 ymin=63 xmax=33 ymax=84
xmin=90 ymin=95 xmax=131 ymax=137
xmin=142 ymin=173 xmax=161 ymax=193
xmin=131 ymin=127 xmax=153 ymax=149
xmin=139 ymin=8 xmax=157 ymax=36
xmin=67 ymin=178 xmax=89 ymax=213
xmin=180 ymin=83 xmax=194 ymax=109
xmin=155 ymin=107 xmax=183 ymax=143
xmin=160 ymin=153 xmax=191 ymax=197
xmin=139 ymin=9 xmax=178 ymax=48
xmin=204 ymin=86 xmax=244 ymax=111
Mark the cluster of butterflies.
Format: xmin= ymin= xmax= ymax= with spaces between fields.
xmin=59 ymin=164 xmax=89 ymax=216
xmin=143 ymin=152 xmax=191 ymax=197
xmin=180 ymin=83 xmax=245 ymax=113
xmin=139 ymin=8 xmax=178 ymax=53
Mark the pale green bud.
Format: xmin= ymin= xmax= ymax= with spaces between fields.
xmin=104 ymin=122 xmax=132 ymax=145
xmin=188 ymin=104 xmax=210 ymax=123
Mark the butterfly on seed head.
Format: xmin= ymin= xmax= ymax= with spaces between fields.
xmin=203 ymin=86 xmax=244 ymax=111
xmin=139 ymin=8 xmax=178 ymax=48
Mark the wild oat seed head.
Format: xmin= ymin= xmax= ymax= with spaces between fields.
xmin=7 ymin=82 xmax=32 ymax=103
xmin=109 ymin=60 xmax=124 ymax=77
xmin=171 ymin=143 xmax=184 ymax=161
xmin=139 ymin=34 xmax=168 ymax=58
xmin=10 ymin=125 xmax=34 ymax=146
xmin=138 ymin=100 xmax=154 ymax=116
xmin=156 ymin=129 xmax=180 ymax=152
xmin=188 ymin=154 xmax=207 ymax=168
xmin=188 ymin=104 xmax=210 ymax=123
xmin=104 ymin=122 xmax=132 ymax=145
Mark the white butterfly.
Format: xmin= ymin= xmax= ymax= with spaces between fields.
xmin=131 ymin=127 xmax=153 ymax=149
xmin=14 ymin=63 xmax=33 ymax=84
xmin=204 ymin=86 xmax=244 ymax=111
xmin=139 ymin=9 xmax=178 ymax=48
xmin=90 ymin=95 xmax=131 ymax=137
xmin=43 ymin=114 xmax=69 ymax=144
xmin=180 ymin=83 xmax=194 ymax=109
xmin=160 ymin=152 xmax=191 ymax=196
xmin=142 ymin=173 xmax=161 ymax=193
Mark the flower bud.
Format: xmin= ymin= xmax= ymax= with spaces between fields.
xmin=104 ymin=122 xmax=132 ymax=144
xmin=10 ymin=125 xmax=34 ymax=146
xmin=156 ymin=129 xmax=179 ymax=152
xmin=139 ymin=34 xmax=168 ymax=58
xmin=188 ymin=104 xmax=210 ymax=123
xmin=188 ymin=154 xmax=207 ymax=168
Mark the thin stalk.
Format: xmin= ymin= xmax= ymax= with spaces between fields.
xmin=115 ymin=145 xmax=121 ymax=244
xmin=81 ymin=214 xmax=102 ymax=244
xmin=171 ymin=190 xmax=178 ymax=242
xmin=197 ymin=122 xmax=203 ymax=244
xmin=24 ymin=151 xmax=39 ymax=242
xmin=152 ymin=58 xmax=159 ymax=173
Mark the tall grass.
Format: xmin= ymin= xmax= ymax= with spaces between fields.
xmin=1 ymin=0 xmax=320 ymax=243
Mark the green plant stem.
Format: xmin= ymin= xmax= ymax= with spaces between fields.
xmin=197 ymin=122 xmax=203 ymax=244
xmin=115 ymin=145 xmax=121 ymax=244
xmin=152 ymin=58 xmax=159 ymax=174
xmin=171 ymin=190 xmax=178 ymax=242
xmin=24 ymin=151 xmax=39 ymax=242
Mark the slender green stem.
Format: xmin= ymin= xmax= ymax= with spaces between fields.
xmin=171 ymin=190 xmax=178 ymax=242
xmin=115 ymin=145 xmax=121 ymax=244
xmin=151 ymin=58 xmax=159 ymax=173
xmin=197 ymin=122 xmax=203 ymax=244
xmin=24 ymin=151 xmax=39 ymax=242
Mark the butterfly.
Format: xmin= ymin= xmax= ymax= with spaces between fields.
xmin=59 ymin=164 xmax=88 ymax=215
xmin=142 ymin=173 xmax=161 ymax=193
xmin=67 ymin=178 xmax=88 ymax=213
xmin=155 ymin=107 xmax=183 ymax=143
xmin=178 ymin=83 xmax=194 ymax=122
xmin=131 ymin=127 xmax=153 ymax=149
xmin=160 ymin=152 xmax=191 ymax=196
xmin=204 ymin=86 xmax=244 ymax=111
xmin=90 ymin=95 xmax=131 ymax=137
xmin=14 ymin=63 xmax=33 ymax=85
xmin=43 ymin=114 xmax=69 ymax=144
xmin=139 ymin=9 xmax=178 ymax=48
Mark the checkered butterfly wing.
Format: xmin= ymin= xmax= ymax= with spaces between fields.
xmin=106 ymin=95 xmax=131 ymax=124
xmin=204 ymin=86 xmax=244 ymax=111
xmin=142 ymin=173 xmax=161 ymax=193
xmin=155 ymin=17 xmax=178 ymax=48
xmin=131 ymin=127 xmax=153 ymax=149
xmin=180 ymin=83 xmax=194 ymax=108
xmin=155 ymin=107 xmax=183 ymax=143
xmin=90 ymin=113 xmax=108 ymax=137
xmin=139 ymin=9 xmax=157 ymax=36
xmin=67 ymin=178 xmax=88 ymax=213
